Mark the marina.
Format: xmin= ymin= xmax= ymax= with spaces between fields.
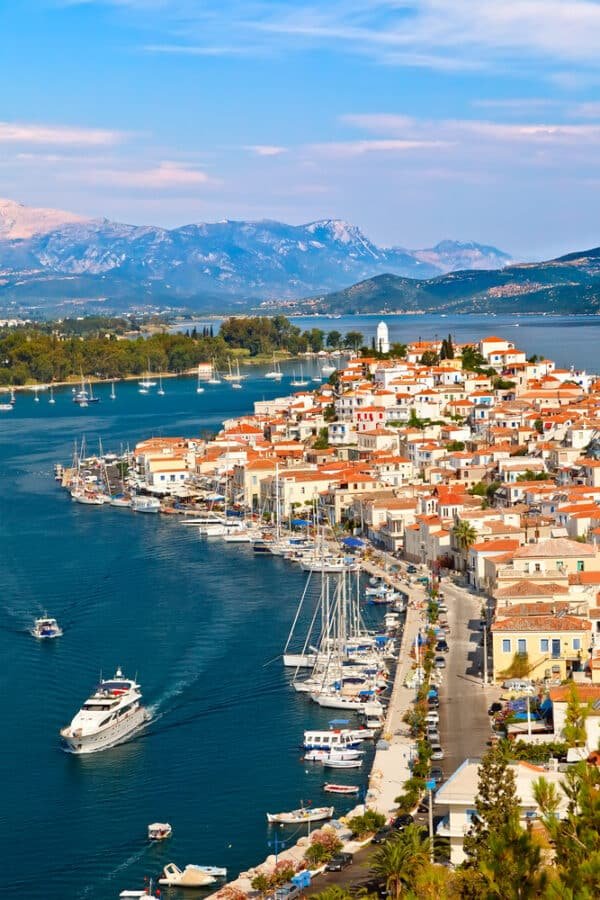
xmin=0 ymin=368 xmax=390 ymax=899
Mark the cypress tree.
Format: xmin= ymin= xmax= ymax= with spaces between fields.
xmin=464 ymin=743 xmax=519 ymax=862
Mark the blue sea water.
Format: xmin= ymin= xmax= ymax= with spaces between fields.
xmin=0 ymin=366 xmax=382 ymax=900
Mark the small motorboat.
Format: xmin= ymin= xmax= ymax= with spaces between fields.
xmin=323 ymin=758 xmax=362 ymax=769
xmin=31 ymin=617 xmax=63 ymax=639
xmin=266 ymin=806 xmax=334 ymax=825
xmin=323 ymin=783 xmax=360 ymax=794
xmin=148 ymin=822 xmax=172 ymax=841
xmin=158 ymin=863 xmax=217 ymax=888
xmin=304 ymin=749 xmax=363 ymax=762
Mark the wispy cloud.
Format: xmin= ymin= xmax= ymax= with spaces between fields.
xmin=95 ymin=1 xmax=600 ymax=73
xmin=245 ymin=145 xmax=287 ymax=157
xmin=0 ymin=121 xmax=123 ymax=146
xmin=309 ymin=138 xmax=449 ymax=158
xmin=83 ymin=161 xmax=215 ymax=188
xmin=143 ymin=44 xmax=245 ymax=56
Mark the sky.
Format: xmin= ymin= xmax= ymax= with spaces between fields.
xmin=2 ymin=1 xmax=600 ymax=258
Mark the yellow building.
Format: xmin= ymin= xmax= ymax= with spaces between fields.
xmin=491 ymin=611 xmax=592 ymax=681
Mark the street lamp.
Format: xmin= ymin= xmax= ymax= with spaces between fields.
xmin=480 ymin=603 xmax=488 ymax=686
xmin=268 ymin=833 xmax=286 ymax=864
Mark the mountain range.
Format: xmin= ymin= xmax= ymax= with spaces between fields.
xmin=300 ymin=248 xmax=600 ymax=316
xmin=0 ymin=198 xmax=514 ymax=311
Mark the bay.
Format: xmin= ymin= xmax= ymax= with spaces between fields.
xmin=0 ymin=370 xmax=381 ymax=900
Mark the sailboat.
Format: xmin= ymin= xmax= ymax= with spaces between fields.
xmin=110 ymin=382 xmax=116 ymax=400
xmin=34 ymin=387 xmax=40 ymax=403
xmin=207 ymin=360 xmax=221 ymax=385
xmin=290 ymin=365 xmax=309 ymax=387
xmin=0 ymin=389 xmax=14 ymax=412
xmin=49 ymin=385 xmax=56 ymax=404
xmin=321 ymin=357 xmax=336 ymax=376
xmin=158 ymin=374 xmax=165 ymax=396
xmin=196 ymin=366 xmax=205 ymax=394
xmin=73 ymin=374 xmax=100 ymax=405
xmin=139 ymin=358 xmax=157 ymax=390
xmin=224 ymin=358 xmax=247 ymax=387
xmin=265 ymin=355 xmax=283 ymax=380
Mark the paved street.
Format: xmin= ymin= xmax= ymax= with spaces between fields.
xmin=438 ymin=579 xmax=498 ymax=775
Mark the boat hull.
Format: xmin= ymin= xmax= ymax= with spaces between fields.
xmin=60 ymin=707 xmax=149 ymax=754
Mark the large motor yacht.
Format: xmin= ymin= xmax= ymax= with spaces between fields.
xmin=60 ymin=667 xmax=149 ymax=753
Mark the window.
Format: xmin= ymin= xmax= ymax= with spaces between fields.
xmin=577 ymin=560 xmax=585 ymax=572
xmin=517 ymin=639 xmax=527 ymax=654
xmin=534 ymin=563 xmax=541 ymax=573
xmin=540 ymin=639 xmax=549 ymax=653
xmin=573 ymin=638 xmax=581 ymax=651
xmin=502 ymin=639 xmax=511 ymax=653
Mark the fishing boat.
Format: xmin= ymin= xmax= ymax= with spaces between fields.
xmin=60 ymin=667 xmax=150 ymax=754
xmin=110 ymin=495 xmax=132 ymax=508
xmin=31 ymin=616 xmax=63 ymax=639
xmin=148 ymin=822 xmax=172 ymax=841
xmin=323 ymin=784 xmax=360 ymax=794
xmin=266 ymin=806 xmax=334 ymax=825
xmin=323 ymin=758 xmax=362 ymax=769
xmin=304 ymin=748 xmax=363 ymax=762
xmin=131 ymin=495 xmax=161 ymax=514
xmin=71 ymin=489 xmax=106 ymax=505
xmin=158 ymin=864 xmax=217 ymax=888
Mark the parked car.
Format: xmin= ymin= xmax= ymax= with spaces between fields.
xmin=426 ymin=731 xmax=441 ymax=745
xmin=488 ymin=701 xmax=503 ymax=716
xmin=438 ymin=603 xmax=448 ymax=613
xmin=274 ymin=884 xmax=301 ymax=900
xmin=426 ymin=711 xmax=439 ymax=725
xmin=372 ymin=826 xmax=393 ymax=844
xmin=325 ymin=853 xmax=353 ymax=872
xmin=407 ymin=565 xmax=418 ymax=574
xmin=427 ymin=697 xmax=440 ymax=709
xmin=430 ymin=744 xmax=444 ymax=760
xmin=436 ymin=641 xmax=449 ymax=653
xmin=429 ymin=766 xmax=444 ymax=783
xmin=434 ymin=656 xmax=446 ymax=669
xmin=391 ymin=814 xmax=414 ymax=830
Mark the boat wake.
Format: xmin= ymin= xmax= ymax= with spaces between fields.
xmin=77 ymin=843 xmax=149 ymax=899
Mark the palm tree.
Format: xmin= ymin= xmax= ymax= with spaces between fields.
xmin=312 ymin=889 xmax=353 ymax=900
xmin=452 ymin=520 xmax=478 ymax=572
xmin=370 ymin=824 xmax=431 ymax=900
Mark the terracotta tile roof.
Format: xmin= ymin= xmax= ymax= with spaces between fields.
xmin=549 ymin=685 xmax=600 ymax=702
xmin=514 ymin=538 xmax=596 ymax=558
xmin=492 ymin=615 xmax=591 ymax=632
xmin=496 ymin=580 xmax=569 ymax=598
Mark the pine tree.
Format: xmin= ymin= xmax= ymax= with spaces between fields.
xmin=464 ymin=743 xmax=519 ymax=862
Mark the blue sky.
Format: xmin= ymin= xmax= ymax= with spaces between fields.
xmin=2 ymin=1 xmax=600 ymax=257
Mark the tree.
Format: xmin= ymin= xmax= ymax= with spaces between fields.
xmin=478 ymin=811 xmax=546 ymax=899
xmin=390 ymin=342 xmax=407 ymax=358
xmin=461 ymin=345 xmax=488 ymax=371
xmin=535 ymin=763 xmax=600 ymax=897
xmin=562 ymin=683 xmax=589 ymax=747
xmin=313 ymin=427 xmax=329 ymax=450
xmin=326 ymin=330 xmax=342 ymax=349
xmin=370 ymin=824 xmax=431 ymax=900
xmin=306 ymin=328 xmax=325 ymax=352
xmin=311 ymin=889 xmax=353 ymax=900
xmin=463 ymin=743 xmax=519 ymax=863
xmin=440 ymin=335 xmax=454 ymax=360
xmin=452 ymin=520 xmax=478 ymax=571
xmin=420 ymin=350 xmax=439 ymax=366
xmin=344 ymin=330 xmax=364 ymax=350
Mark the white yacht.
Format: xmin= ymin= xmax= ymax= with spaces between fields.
xmin=60 ymin=667 xmax=150 ymax=753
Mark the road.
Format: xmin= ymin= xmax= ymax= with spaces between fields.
xmin=438 ymin=579 xmax=499 ymax=775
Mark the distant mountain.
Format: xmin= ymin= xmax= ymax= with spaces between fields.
xmin=0 ymin=199 xmax=514 ymax=311
xmin=300 ymin=248 xmax=600 ymax=315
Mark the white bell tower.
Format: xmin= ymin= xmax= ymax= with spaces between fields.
xmin=376 ymin=320 xmax=390 ymax=354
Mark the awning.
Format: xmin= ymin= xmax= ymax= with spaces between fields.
xmin=341 ymin=536 xmax=365 ymax=548
xmin=292 ymin=518 xmax=311 ymax=527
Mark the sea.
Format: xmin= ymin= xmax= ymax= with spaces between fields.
xmin=0 ymin=359 xmax=383 ymax=900
xmin=0 ymin=312 xmax=596 ymax=899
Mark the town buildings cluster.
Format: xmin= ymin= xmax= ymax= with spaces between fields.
xmin=132 ymin=330 xmax=600 ymax=755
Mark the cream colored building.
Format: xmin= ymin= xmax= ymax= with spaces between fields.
xmin=491 ymin=612 xmax=592 ymax=681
